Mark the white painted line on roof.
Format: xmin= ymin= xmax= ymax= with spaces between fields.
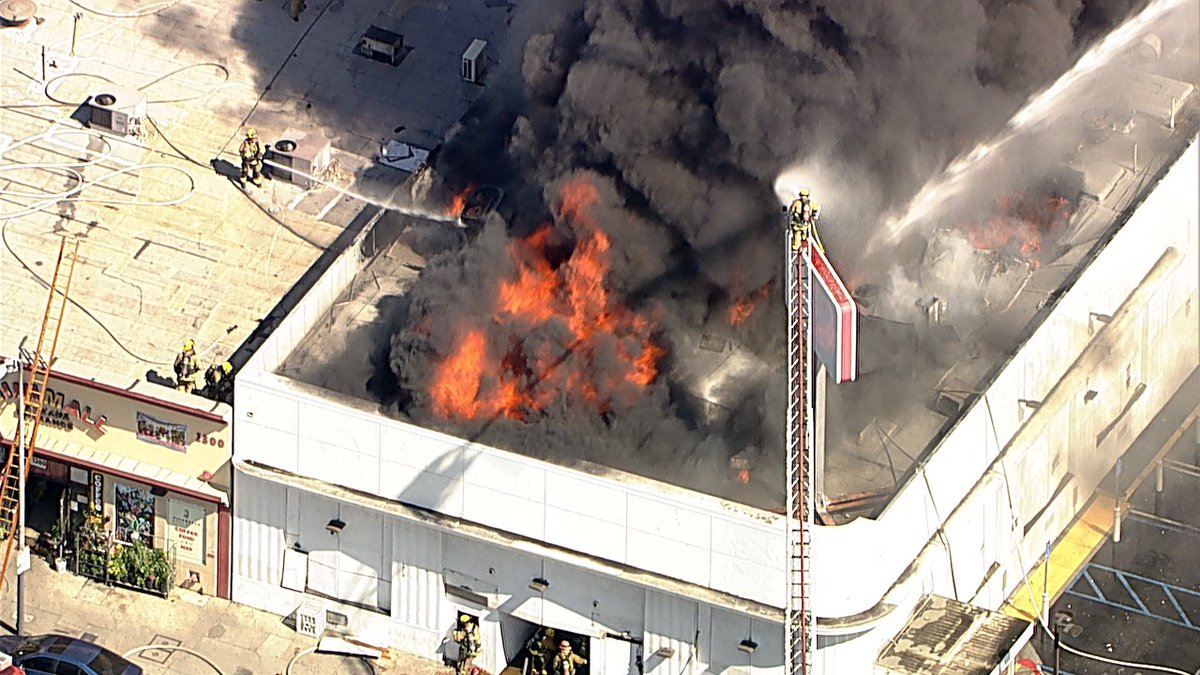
xmin=287 ymin=191 xmax=308 ymax=210
xmin=316 ymin=194 xmax=342 ymax=221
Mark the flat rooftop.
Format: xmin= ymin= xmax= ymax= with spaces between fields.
xmin=0 ymin=0 xmax=506 ymax=385
xmin=273 ymin=5 xmax=1198 ymax=513
xmin=824 ymin=62 xmax=1197 ymax=520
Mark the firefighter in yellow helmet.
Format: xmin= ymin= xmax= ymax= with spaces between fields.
xmin=239 ymin=128 xmax=264 ymax=188
xmin=526 ymin=627 xmax=557 ymax=675
xmin=551 ymin=640 xmax=587 ymax=675
xmin=452 ymin=614 xmax=482 ymax=675
xmin=788 ymin=190 xmax=821 ymax=252
xmin=205 ymin=361 xmax=234 ymax=402
xmin=174 ymin=340 xmax=200 ymax=393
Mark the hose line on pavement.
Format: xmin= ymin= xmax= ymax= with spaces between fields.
xmin=285 ymin=646 xmax=317 ymax=675
xmin=123 ymin=644 xmax=227 ymax=675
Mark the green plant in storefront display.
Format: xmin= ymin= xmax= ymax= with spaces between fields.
xmin=110 ymin=541 xmax=174 ymax=594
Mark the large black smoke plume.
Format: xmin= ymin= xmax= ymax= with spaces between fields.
xmin=384 ymin=0 xmax=1149 ymax=508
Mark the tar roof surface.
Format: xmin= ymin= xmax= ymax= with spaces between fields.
xmin=0 ymin=0 xmax=503 ymax=385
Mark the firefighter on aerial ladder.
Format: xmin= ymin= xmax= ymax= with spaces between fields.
xmin=786 ymin=189 xmax=823 ymax=252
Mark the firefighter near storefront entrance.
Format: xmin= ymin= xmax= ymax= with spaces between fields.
xmin=525 ymin=627 xmax=557 ymax=675
xmin=452 ymin=614 xmax=482 ymax=675
xmin=551 ymin=640 xmax=587 ymax=675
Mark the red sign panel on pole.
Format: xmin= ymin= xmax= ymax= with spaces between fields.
xmin=808 ymin=245 xmax=858 ymax=383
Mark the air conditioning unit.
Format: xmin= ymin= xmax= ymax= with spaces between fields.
xmin=360 ymin=25 xmax=404 ymax=65
xmin=266 ymin=128 xmax=332 ymax=189
xmin=87 ymin=85 xmax=147 ymax=137
xmin=462 ymin=39 xmax=487 ymax=84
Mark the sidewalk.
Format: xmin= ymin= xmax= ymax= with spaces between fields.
xmin=0 ymin=555 xmax=452 ymax=675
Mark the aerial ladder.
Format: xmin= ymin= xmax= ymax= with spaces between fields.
xmin=0 ymin=237 xmax=79 ymax=590
xmin=784 ymin=191 xmax=822 ymax=675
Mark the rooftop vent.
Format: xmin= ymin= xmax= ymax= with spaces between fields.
xmin=0 ymin=0 xmax=36 ymax=27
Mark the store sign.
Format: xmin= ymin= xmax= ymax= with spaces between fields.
xmin=135 ymin=412 xmax=188 ymax=453
xmin=168 ymin=500 xmax=205 ymax=565
xmin=90 ymin=471 xmax=104 ymax=513
xmin=0 ymin=382 xmax=107 ymax=435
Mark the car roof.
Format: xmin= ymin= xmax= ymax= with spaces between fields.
xmin=6 ymin=636 xmax=141 ymax=675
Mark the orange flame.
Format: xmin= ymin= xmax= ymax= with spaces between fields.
xmin=447 ymin=183 xmax=477 ymax=218
xmin=737 ymin=469 xmax=751 ymax=485
xmin=729 ymin=283 xmax=772 ymax=326
xmin=430 ymin=176 xmax=665 ymax=421
xmin=961 ymin=195 xmax=1070 ymax=269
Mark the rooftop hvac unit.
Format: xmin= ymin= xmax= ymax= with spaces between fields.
xmin=359 ymin=25 xmax=404 ymax=65
xmin=266 ymin=128 xmax=332 ymax=189
xmin=295 ymin=601 xmax=326 ymax=638
xmin=462 ymin=39 xmax=487 ymax=84
xmin=87 ymin=85 xmax=147 ymax=137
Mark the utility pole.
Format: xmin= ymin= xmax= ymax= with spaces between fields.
xmin=16 ymin=356 xmax=26 ymax=636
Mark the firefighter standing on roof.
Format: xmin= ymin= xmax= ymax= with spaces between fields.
xmin=239 ymin=129 xmax=264 ymax=188
xmin=174 ymin=340 xmax=200 ymax=393
xmin=205 ymin=361 xmax=233 ymax=402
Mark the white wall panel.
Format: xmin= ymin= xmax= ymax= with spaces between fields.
xmin=645 ymin=591 xmax=697 ymax=675
xmin=393 ymin=517 xmax=445 ymax=631
xmin=463 ymin=485 xmax=545 ymax=541
xmin=379 ymin=424 xmax=464 ymax=477
xmin=626 ymin=529 xmax=710 ymax=587
xmin=232 ymin=470 xmax=287 ymax=585
xmin=545 ymin=560 xmax=645 ymax=636
xmin=626 ymin=495 xmax=711 ymax=549
xmin=464 ymin=448 xmax=547 ymax=498
xmin=545 ymin=473 xmax=628 ymax=524
xmin=544 ymin=508 xmax=627 ymax=562
xmin=299 ymin=439 xmax=380 ymax=495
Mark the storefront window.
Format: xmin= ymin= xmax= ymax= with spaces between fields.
xmin=114 ymin=482 xmax=155 ymax=544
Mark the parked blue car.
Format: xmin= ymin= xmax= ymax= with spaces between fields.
xmin=0 ymin=635 xmax=142 ymax=675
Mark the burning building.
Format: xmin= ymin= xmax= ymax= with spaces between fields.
xmin=229 ymin=0 xmax=1199 ymax=673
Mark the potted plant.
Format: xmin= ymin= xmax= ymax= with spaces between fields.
xmin=47 ymin=521 xmax=69 ymax=573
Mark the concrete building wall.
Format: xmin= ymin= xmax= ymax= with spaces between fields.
xmin=232 ymin=467 xmax=784 ymax=675
xmin=234 ymin=369 xmax=786 ymax=606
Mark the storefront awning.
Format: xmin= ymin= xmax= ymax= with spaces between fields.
xmin=34 ymin=436 xmax=228 ymax=505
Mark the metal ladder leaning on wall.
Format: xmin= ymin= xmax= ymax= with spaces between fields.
xmin=785 ymin=232 xmax=815 ymax=674
xmin=0 ymin=237 xmax=79 ymax=590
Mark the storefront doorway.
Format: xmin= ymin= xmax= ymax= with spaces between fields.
xmin=499 ymin=615 xmax=591 ymax=675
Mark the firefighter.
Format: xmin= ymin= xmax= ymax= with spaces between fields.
xmin=526 ymin=627 xmax=556 ymax=675
xmin=239 ymin=128 xmax=264 ymax=188
xmin=551 ymin=640 xmax=586 ymax=675
xmin=205 ymin=361 xmax=233 ymax=401
xmin=174 ymin=340 xmax=201 ymax=393
xmin=291 ymin=0 xmax=307 ymax=22
xmin=453 ymin=614 xmax=482 ymax=675
xmin=788 ymin=190 xmax=821 ymax=252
